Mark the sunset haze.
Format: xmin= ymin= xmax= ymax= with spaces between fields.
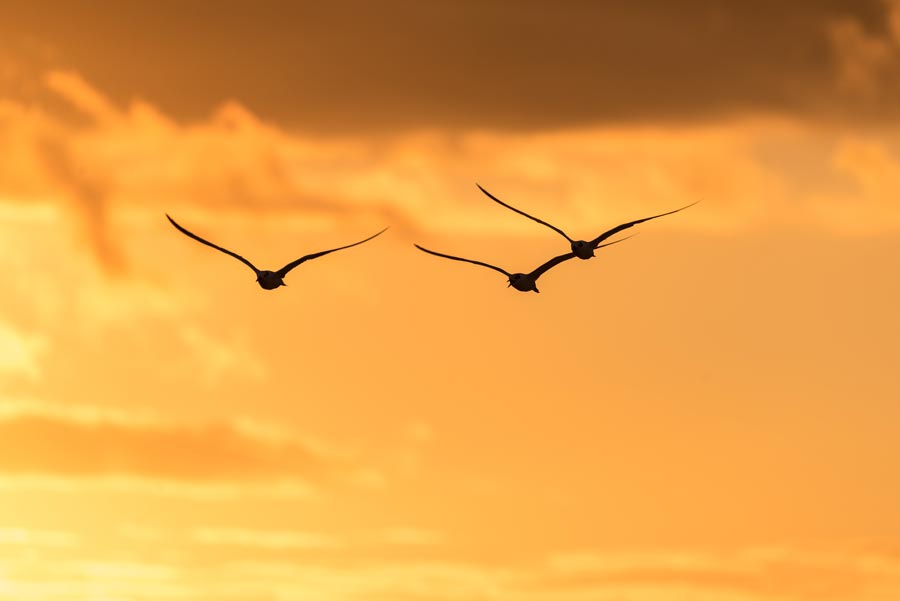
xmin=1 ymin=2 xmax=899 ymax=599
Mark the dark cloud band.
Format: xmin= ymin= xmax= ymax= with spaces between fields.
xmin=0 ymin=0 xmax=892 ymax=132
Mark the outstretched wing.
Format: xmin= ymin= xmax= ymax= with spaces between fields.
xmin=276 ymin=227 xmax=389 ymax=278
xmin=529 ymin=252 xmax=577 ymax=280
xmin=595 ymin=233 xmax=637 ymax=250
xmin=590 ymin=201 xmax=699 ymax=247
xmin=166 ymin=214 xmax=259 ymax=274
xmin=414 ymin=244 xmax=511 ymax=277
xmin=476 ymin=183 xmax=573 ymax=243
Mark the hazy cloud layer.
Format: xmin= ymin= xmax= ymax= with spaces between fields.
xmin=1 ymin=1 xmax=897 ymax=132
xmin=2 ymin=542 xmax=899 ymax=601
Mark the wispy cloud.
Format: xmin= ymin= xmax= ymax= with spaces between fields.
xmin=0 ymin=399 xmax=381 ymax=498
xmin=0 ymin=321 xmax=45 ymax=379
xmin=0 ymin=540 xmax=898 ymax=601
xmin=379 ymin=527 xmax=445 ymax=547
xmin=192 ymin=527 xmax=341 ymax=551
xmin=0 ymin=528 xmax=77 ymax=548
xmin=534 ymin=546 xmax=891 ymax=600
xmin=177 ymin=325 xmax=267 ymax=386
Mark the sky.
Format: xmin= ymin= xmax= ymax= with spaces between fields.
xmin=1 ymin=1 xmax=899 ymax=599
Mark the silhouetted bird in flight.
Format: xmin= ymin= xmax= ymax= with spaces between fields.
xmin=166 ymin=214 xmax=387 ymax=290
xmin=476 ymin=183 xmax=697 ymax=260
xmin=414 ymin=236 xmax=629 ymax=293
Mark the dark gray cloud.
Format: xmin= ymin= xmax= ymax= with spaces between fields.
xmin=0 ymin=0 xmax=893 ymax=133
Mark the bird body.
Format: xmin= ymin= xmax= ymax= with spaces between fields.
xmin=570 ymin=240 xmax=596 ymax=260
xmin=256 ymin=270 xmax=286 ymax=290
xmin=476 ymin=183 xmax=696 ymax=259
xmin=507 ymin=272 xmax=542 ymax=293
xmin=166 ymin=214 xmax=387 ymax=290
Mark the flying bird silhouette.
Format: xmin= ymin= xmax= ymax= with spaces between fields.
xmin=414 ymin=236 xmax=630 ymax=293
xmin=166 ymin=214 xmax=387 ymax=290
xmin=476 ymin=183 xmax=697 ymax=260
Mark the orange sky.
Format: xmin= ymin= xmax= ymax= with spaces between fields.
xmin=1 ymin=2 xmax=900 ymax=600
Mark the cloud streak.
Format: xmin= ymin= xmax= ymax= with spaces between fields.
xmin=192 ymin=527 xmax=341 ymax=551
xmin=0 ymin=400 xmax=377 ymax=497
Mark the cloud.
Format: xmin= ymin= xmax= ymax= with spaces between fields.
xmin=43 ymin=69 xmax=119 ymax=124
xmin=379 ymin=528 xmax=445 ymax=547
xmin=533 ymin=546 xmax=883 ymax=600
xmin=0 ymin=539 xmax=899 ymax=601
xmin=828 ymin=0 xmax=900 ymax=102
xmin=809 ymin=134 xmax=900 ymax=232
xmin=2 ymin=68 xmax=900 ymax=289
xmin=0 ymin=528 xmax=77 ymax=548
xmin=177 ymin=325 xmax=267 ymax=386
xmin=0 ymin=399 xmax=379 ymax=497
xmin=149 ymin=545 xmax=900 ymax=601
xmin=192 ymin=527 xmax=341 ymax=551
xmin=0 ymin=321 xmax=45 ymax=379
xmin=34 ymin=127 xmax=125 ymax=274
xmin=0 ymin=1 xmax=892 ymax=131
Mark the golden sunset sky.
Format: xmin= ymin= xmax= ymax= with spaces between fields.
xmin=1 ymin=1 xmax=899 ymax=599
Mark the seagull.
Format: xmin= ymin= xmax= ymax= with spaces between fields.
xmin=414 ymin=236 xmax=630 ymax=293
xmin=166 ymin=214 xmax=387 ymax=290
xmin=476 ymin=183 xmax=697 ymax=260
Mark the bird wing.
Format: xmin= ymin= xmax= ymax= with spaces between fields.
xmin=414 ymin=244 xmax=511 ymax=277
xmin=595 ymin=233 xmax=637 ymax=250
xmin=476 ymin=183 xmax=573 ymax=243
xmin=529 ymin=251 xmax=577 ymax=280
xmin=166 ymin=214 xmax=259 ymax=274
xmin=276 ymin=227 xmax=389 ymax=278
xmin=590 ymin=201 xmax=699 ymax=247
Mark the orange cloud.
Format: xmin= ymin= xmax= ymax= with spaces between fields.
xmin=1 ymin=67 xmax=899 ymax=287
xmin=0 ymin=400 xmax=378 ymax=496
xmin=0 ymin=321 xmax=44 ymax=379
xmin=1 ymin=534 xmax=898 ymax=600
xmin=166 ymin=544 xmax=900 ymax=601
xmin=538 ymin=547 xmax=871 ymax=599
xmin=828 ymin=0 xmax=900 ymax=101
xmin=0 ymin=528 xmax=76 ymax=548
xmin=191 ymin=527 xmax=341 ymax=551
